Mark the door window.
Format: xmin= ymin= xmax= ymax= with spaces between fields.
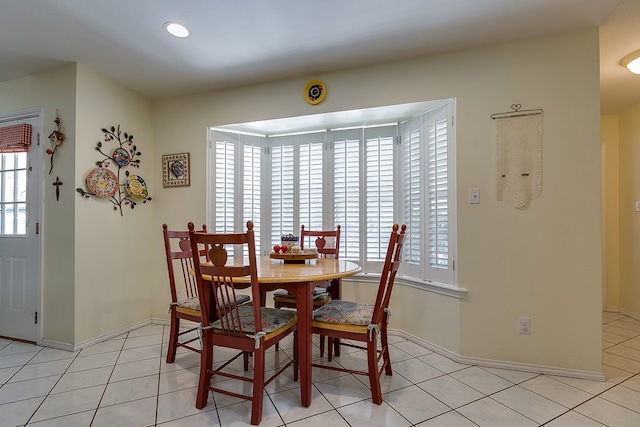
xmin=0 ymin=152 xmax=27 ymax=235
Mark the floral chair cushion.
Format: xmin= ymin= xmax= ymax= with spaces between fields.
xmin=313 ymin=299 xmax=374 ymax=325
xmin=177 ymin=296 xmax=200 ymax=311
xmin=177 ymin=293 xmax=250 ymax=311
xmin=212 ymin=306 xmax=296 ymax=334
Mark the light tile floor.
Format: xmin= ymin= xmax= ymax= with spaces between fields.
xmin=1 ymin=312 xmax=639 ymax=426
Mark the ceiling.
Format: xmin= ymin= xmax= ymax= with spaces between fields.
xmin=1 ymin=0 xmax=638 ymax=117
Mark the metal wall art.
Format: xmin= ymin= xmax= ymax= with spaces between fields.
xmin=76 ymin=125 xmax=152 ymax=216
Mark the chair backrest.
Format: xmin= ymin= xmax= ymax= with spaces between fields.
xmin=371 ymin=224 xmax=407 ymax=326
xmin=300 ymin=224 xmax=341 ymax=259
xmin=189 ymin=221 xmax=261 ymax=335
xmin=163 ymin=223 xmax=207 ymax=303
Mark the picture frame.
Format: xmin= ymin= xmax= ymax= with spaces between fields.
xmin=162 ymin=152 xmax=190 ymax=187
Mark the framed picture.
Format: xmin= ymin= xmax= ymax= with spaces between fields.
xmin=162 ymin=153 xmax=190 ymax=187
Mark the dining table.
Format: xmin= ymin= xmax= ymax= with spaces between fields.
xmin=203 ymin=255 xmax=361 ymax=407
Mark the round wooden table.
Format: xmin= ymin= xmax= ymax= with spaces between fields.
xmin=224 ymin=256 xmax=361 ymax=407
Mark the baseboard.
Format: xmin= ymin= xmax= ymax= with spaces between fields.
xmin=41 ymin=319 xmax=152 ymax=352
xmin=389 ymin=328 xmax=606 ymax=382
xmin=38 ymin=339 xmax=76 ymax=352
xmin=38 ymin=319 xmax=604 ymax=381
xmin=617 ymin=309 xmax=640 ymax=322
xmin=151 ymin=317 xmax=170 ymax=326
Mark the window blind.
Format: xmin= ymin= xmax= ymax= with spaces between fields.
xmin=0 ymin=124 xmax=32 ymax=153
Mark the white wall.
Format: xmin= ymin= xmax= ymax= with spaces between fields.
xmin=152 ymin=29 xmax=603 ymax=373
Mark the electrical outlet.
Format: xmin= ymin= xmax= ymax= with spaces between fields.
xmin=518 ymin=317 xmax=530 ymax=335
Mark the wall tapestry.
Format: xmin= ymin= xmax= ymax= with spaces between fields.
xmin=492 ymin=105 xmax=543 ymax=209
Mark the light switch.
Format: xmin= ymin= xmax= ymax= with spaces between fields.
xmin=469 ymin=188 xmax=480 ymax=204
xmin=636 ymin=201 xmax=640 ymax=212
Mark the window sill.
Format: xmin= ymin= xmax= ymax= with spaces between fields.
xmin=346 ymin=273 xmax=468 ymax=299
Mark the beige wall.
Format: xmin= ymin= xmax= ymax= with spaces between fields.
xmin=0 ymin=64 xmax=155 ymax=346
xmin=74 ymin=64 xmax=154 ymax=343
xmin=617 ymin=103 xmax=640 ymax=316
xmin=0 ymin=27 xmax=606 ymax=373
xmin=601 ymin=115 xmax=620 ymax=311
xmin=0 ymin=64 xmax=78 ymax=344
xmin=152 ymin=29 xmax=603 ymax=372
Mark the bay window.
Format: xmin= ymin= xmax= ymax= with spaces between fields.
xmin=208 ymin=100 xmax=456 ymax=288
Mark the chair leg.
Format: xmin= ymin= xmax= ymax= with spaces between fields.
xmin=274 ymin=299 xmax=281 ymax=352
xmin=319 ymin=334 xmax=325 ymax=356
xmin=381 ymin=322 xmax=392 ymax=376
xmin=251 ymin=345 xmax=265 ymax=425
xmin=196 ymin=335 xmax=213 ymax=409
xmin=367 ymin=335 xmax=383 ymax=405
xmin=293 ymin=330 xmax=299 ymax=382
xmin=327 ymin=336 xmax=333 ymax=362
xmin=166 ymin=312 xmax=179 ymax=363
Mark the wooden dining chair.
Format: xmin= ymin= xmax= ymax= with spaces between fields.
xmin=163 ymin=223 xmax=250 ymax=363
xmin=163 ymin=223 xmax=209 ymax=363
xmin=273 ymin=224 xmax=340 ymax=355
xmin=189 ymin=221 xmax=298 ymax=425
xmin=311 ymin=223 xmax=406 ymax=405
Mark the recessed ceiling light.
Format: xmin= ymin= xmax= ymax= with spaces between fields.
xmin=164 ymin=21 xmax=189 ymax=38
xmin=620 ymin=49 xmax=640 ymax=74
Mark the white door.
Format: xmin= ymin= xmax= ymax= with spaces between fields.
xmin=0 ymin=111 xmax=42 ymax=342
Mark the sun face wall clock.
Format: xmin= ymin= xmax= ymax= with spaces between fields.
xmin=304 ymin=80 xmax=326 ymax=105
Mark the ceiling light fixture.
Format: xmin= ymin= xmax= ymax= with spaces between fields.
xmin=164 ymin=21 xmax=189 ymax=38
xmin=620 ymin=49 xmax=640 ymax=74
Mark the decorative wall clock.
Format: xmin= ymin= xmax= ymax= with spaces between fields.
xmin=304 ymin=80 xmax=326 ymax=105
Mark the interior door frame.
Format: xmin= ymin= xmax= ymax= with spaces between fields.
xmin=0 ymin=108 xmax=43 ymax=343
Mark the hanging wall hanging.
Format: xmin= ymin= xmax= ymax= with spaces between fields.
xmin=46 ymin=110 xmax=65 ymax=174
xmin=491 ymin=104 xmax=543 ymax=209
xmin=76 ymin=125 xmax=152 ymax=216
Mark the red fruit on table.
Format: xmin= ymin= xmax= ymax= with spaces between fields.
xmin=273 ymin=245 xmax=281 ymax=253
xmin=281 ymin=245 xmax=288 ymax=253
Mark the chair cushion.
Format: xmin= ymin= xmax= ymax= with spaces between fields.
xmin=177 ymin=296 xmax=200 ymax=311
xmin=176 ymin=294 xmax=250 ymax=311
xmin=313 ymin=299 xmax=374 ymax=326
xmin=274 ymin=286 xmax=329 ymax=300
xmin=212 ymin=306 xmax=296 ymax=334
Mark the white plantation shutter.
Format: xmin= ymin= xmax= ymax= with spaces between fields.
xmin=399 ymin=103 xmax=455 ymax=283
xmin=214 ymin=136 xmax=236 ymax=235
xmin=428 ymin=116 xmax=449 ymax=271
xmin=402 ymin=121 xmax=422 ymax=269
xmin=332 ymin=129 xmax=361 ymax=260
xmin=298 ymin=133 xmax=324 ymax=231
xmin=243 ymin=143 xmax=261 ymax=255
xmin=271 ymin=142 xmax=295 ymax=242
xmin=364 ymin=127 xmax=395 ymax=263
xmin=211 ymin=131 xmax=263 ymax=258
